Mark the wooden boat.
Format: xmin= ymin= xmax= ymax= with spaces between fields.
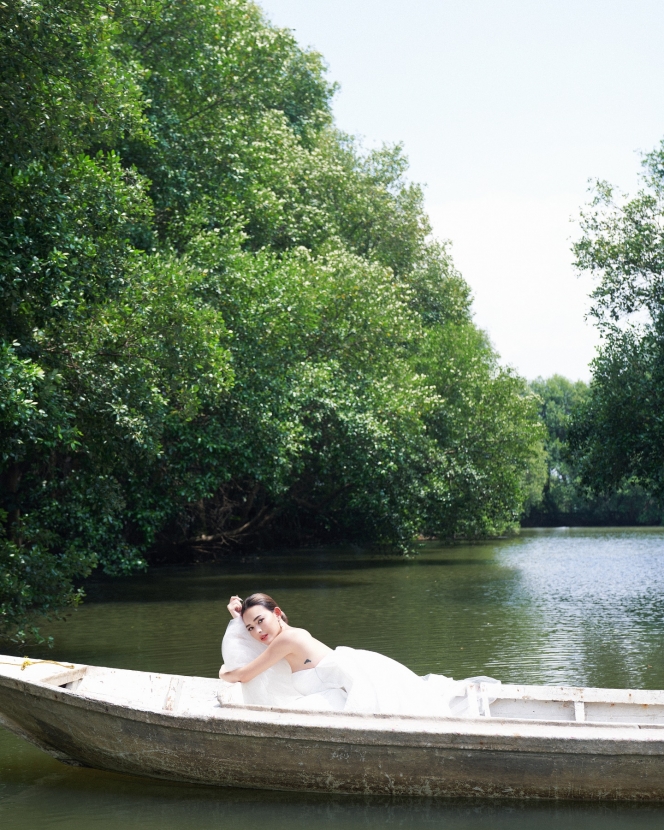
xmin=2 ymin=653 xmax=664 ymax=800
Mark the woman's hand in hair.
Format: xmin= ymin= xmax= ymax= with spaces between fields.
xmin=227 ymin=595 xmax=243 ymax=619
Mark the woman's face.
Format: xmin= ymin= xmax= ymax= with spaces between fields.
xmin=242 ymin=606 xmax=282 ymax=644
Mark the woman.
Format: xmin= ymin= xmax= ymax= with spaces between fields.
xmin=219 ymin=594 xmax=333 ymax=681
xmin=219 ymin=593 xmax=347 ymax=710
xmin=218 ymin=593 xmax=483 ymax=716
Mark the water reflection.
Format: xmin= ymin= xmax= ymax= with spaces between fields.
xmin=498 ymin=528 xmax=664 ymax=688
xmin=3 ymin=527 xmax=664 ymax=827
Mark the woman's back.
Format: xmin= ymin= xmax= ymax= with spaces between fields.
xmin=273 ymin=626 xmax=332 ymax=673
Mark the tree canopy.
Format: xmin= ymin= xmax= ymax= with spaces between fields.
xmin=571 ymin=144 xmax=664 ymax=503
xmin=524 ymin=376 xmax=663 ymax=526
xmin=0 ymin=0 xmax=543 ymax=640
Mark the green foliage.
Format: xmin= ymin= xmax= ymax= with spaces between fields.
xmin=419 ymin=325 xmax=545 ymax=537
xmin=0 ymin=0 xmax=543 ymax=639
xmin=0 ymin=0 xmax=147 ymax=164
xmin=524 ymin=376 xmax=664 ymax=526
xmin=528 ymin=375 xmax=589 ymax=522
xmin=570 ymin=143 xmax=664 ymax=508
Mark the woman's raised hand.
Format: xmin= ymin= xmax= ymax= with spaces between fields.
xmin=227 ymin=595 xmax=243 ymax=619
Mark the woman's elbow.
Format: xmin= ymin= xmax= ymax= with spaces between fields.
xmin=224 ymin=668 xmax=253 ymax=683
xmin=220 ymin=667 xmax=244 ymax=683
xmin=236 ymin=667 xmax=255 ymax=683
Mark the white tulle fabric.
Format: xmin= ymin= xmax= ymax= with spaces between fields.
xmin=218 ymin=619 xmax=491 ymax=716
xmin=219 ymin=618 xmax=301 ymax=707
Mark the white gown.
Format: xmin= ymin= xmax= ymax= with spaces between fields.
xmin=218 ymin=618 xmax=498 ymax=717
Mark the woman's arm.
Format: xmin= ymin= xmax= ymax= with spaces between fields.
xmin=219 ymin=631 xmax=295 ymax=683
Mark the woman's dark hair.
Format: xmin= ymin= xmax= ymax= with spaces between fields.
xmin=241 ymin=593 xmax=288 ymax=624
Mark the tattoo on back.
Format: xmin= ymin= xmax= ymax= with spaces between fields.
xmin=304 ymin=658 xmax=312 ymax=665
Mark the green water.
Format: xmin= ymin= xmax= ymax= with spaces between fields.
xmin=2 ymin=527 xmax=664 ymax=827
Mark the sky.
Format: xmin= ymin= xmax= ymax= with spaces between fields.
xmin=258 ymin=0 xmax=664 ymax=380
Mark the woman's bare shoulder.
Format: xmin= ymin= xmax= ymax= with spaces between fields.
xmin=282 ymin=625 xmax=311 ymax=638
xmin=278 ymin=626 xmax=314 ymax=644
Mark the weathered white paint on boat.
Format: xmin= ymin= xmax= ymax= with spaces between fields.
xmin=2 ymin=654 xmax=664 ymax=800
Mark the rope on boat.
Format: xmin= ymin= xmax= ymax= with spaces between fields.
xmin=0 ymin=657 xmax=75 ymax=671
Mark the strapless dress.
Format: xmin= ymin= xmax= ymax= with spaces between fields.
xmin=289 ymin=647 xmax=460 ymax=716
xmin=290 ymin=659 xmax=348 ymax=711
xmin=220 ymin=619 xmax=494 ymax=716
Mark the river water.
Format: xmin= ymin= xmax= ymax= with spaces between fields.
xmin=2 ymin=527 xmax=664 ymax=827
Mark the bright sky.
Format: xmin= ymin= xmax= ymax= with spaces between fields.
xmin=258 ymin=0 xmax=664 ymax=381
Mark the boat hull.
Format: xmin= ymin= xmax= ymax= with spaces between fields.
xmin=2 ymin=661 xmax=664 ymax=799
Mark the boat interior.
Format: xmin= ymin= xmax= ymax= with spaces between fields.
xmin=54 ymin=666 xmax=221 ymax=718
xmin=3 ymin=657 xmax=664 ymax=726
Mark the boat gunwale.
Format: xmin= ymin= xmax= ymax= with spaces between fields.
xmin=498 ymin=683 xmax=664 ymax=706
